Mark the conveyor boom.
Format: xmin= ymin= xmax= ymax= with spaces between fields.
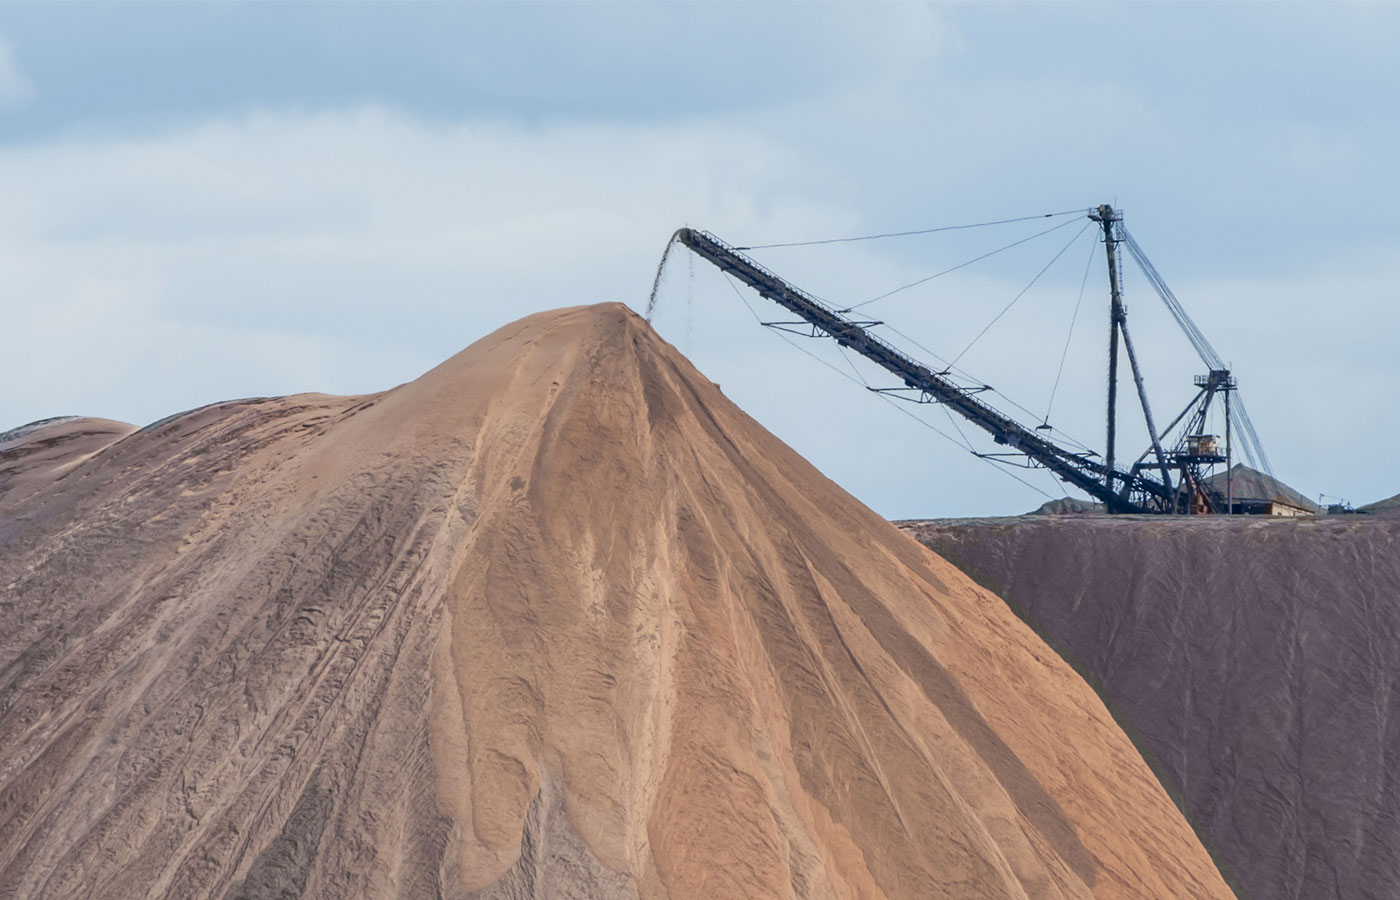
xmin=675 ymin=227 xmax=1159 ymax=513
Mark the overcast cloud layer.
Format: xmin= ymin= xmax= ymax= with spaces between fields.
xmin=3 ymin=2 xmax=1397 ymax=517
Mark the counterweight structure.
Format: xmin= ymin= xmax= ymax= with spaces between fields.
xmin=675 ymin=209 xmax=1252 ymax=514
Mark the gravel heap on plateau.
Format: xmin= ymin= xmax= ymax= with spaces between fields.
xmin=1205 ymin=464 xmax=1318 ymax=512
xmin=0 ymin=304 xmax=1232 ymax=899
xmin=904 ymin=513 xmax=1400 ymax=900
xmin=1358 ymin=492 xmax=1400 ymax=515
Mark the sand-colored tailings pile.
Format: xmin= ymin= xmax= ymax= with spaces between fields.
xmin=904 ymin=514 xmax=1400 ymax=900
xmin=0 ymin=417 xmax=136 ymax=507
xmin=1 ymin=304 xmax=1231 ymax=899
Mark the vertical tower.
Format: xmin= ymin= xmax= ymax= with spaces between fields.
xmin=1095 ymin=204 xmax=1124 ymax=493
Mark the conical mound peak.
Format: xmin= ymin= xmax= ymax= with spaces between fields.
xmin=0 ymin=303 xmax=1232 ymax=899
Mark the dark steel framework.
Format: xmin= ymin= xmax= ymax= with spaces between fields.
xmin=675 ymin=208 xmax=1239 ymax=514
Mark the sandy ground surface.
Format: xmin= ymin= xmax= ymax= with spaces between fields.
xmin=1 ymin=304 xmax=1231 ymax=899
xmin=903 ymin=514 xmax=1400 ymax=900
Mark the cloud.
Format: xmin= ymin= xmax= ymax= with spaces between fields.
xmin=0 ymin=3 xmax=953 ymax=140
xmin=0 ymin=107 xmax=852 ymax=428
xmin=0 ymin=37 xmax=31 ymax=109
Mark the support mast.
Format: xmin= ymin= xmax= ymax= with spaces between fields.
xmin=1093 ymin=204 xmax=1173 ymax=504
xmin=1098 ymin=205 xmax=1122 ymax=492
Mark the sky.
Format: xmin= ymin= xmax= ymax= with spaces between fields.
xmin=2 ymin=1 xmax=1397 ymax=518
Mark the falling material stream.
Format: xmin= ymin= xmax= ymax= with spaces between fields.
xmin=645 ymin=229 xmax=685 ymax=322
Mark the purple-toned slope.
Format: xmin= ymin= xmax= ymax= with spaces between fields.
xmin=902 ymin=514 xmax=1400 ymax=900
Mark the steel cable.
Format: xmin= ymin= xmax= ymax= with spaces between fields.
xmin=736 ymin=209 xmax=1085 ymax=251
